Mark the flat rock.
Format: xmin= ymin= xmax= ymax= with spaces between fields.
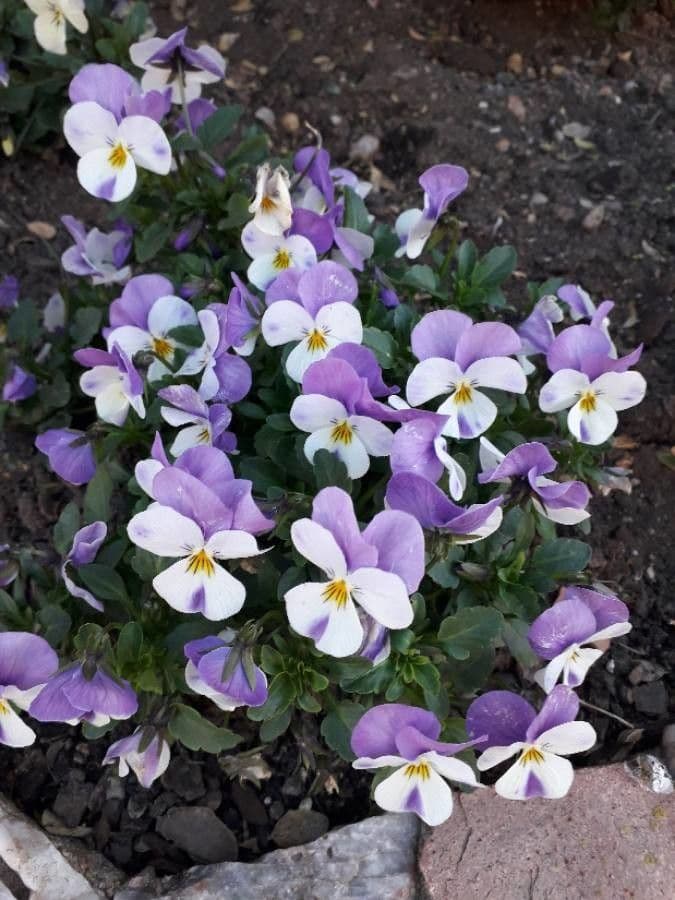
xmin=419 ymin=764 xmax=675 ymax=900
xmin=115 ymin=813 xmax=420 ymax=900
xmin=157 ymin=807 xmax=238 ymax=864
xmin=270 ymin=809 xmax=329 ymax=848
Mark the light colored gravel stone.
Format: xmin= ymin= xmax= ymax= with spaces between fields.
xmin=115 ymin=813 xmax=420 ymax=900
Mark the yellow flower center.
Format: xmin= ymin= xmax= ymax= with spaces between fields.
xmin=198 ymin=428 xmax=211 ymax=443
xmin=108 ymin=142 xmax=129 ymax=169
xmin=579 ymin=390 xmax=597 ymax=413
xmin=306 ymin=328 xmax=328 ymax=353
xmin=0 ymin=700 xmax=8 ymax=715
xmin=260 ymin=195 xmax=277 ymax=212
xmin=453 ymin=381 xmax=473 ymax=405
xmin=186 ymin=549 xmax=216 ymax=578
xmin=273 ymin=249 xmax=292 ymax=270
xmin=404 ymin=762 xmax=431 ymax=780
xmin=322 ymin=579 xmax=350 ymax=608
xmin=49 ymin=2 xmax=64 ymax=25
xmin=152 ymin=336 xmax=173 ymax=360
xmin=330 ymin=420 xmax=353 ymax=445
xmin=519 ymin=746 xmax=545 ymax=766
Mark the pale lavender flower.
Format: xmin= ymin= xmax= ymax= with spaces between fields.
xmin=0 ymin=633 xmax=58 ymax=747
xmin=184 ymin=631 xmax=268 ymax=710
xmin=406 ymin=311 xmax=526 ymax=439
xmin=224 ymin=273 xmax=263 ymax=357
xmin=43 ymin=292 xmax=66 ymax=332
xmin=0 ymin=61 xmax=9 ymax=89
xmin=517 ymin=294 xmax=563 ymax=373
xmin=103 ymin=728 xmax=170 ymax=788
xmin=75 ymin=344 xmax=145 ymax=426
xmin=61 ymin=521 xmax=107 ymax=611
xmin=158 ymin=384 xmax=236 ymax=456
xmin=178 ymin=306 xmax=252 ymax=402
xmin=30 ymin=662 xmax=138 ymax=727
xmin=249 ymin=163 xmax=293 ymax=235
xmin=61 ymin=215 xmax=132 ymax=285
xmin=351 ymin=704 xmax=483 ymax=825
xmin=3 ymin=365 xmax=36 ymax=403
xmin=395 ymin=164 xmax=468 ymax=259
xmin=129 ymin=28 xmax=225 ymax=104
xmin=24 ymin=0 xmax=88 ymax=55
xmin=35 ymin=428 xmax=96 ymax=485
xmin=284 ymin=487 xmax=424 ymax=657
xmin=466 ymin=686 xmax=596 ymax=800
xmin=528 ymin=587 xmax=631 ymax=692
xmin=241 ymin=221 xmax=317 ymax=291
xmin=390 ymin=413 xmax=466 ymax=501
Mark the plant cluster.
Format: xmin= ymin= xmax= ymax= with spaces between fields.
xmin=0 ymin=17 xmax=647 ymax=828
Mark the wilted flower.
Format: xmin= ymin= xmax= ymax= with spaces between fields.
xmin=103 ymin=727 xmax=170 ymax=788
xmin=24 ymin=0 xmax=88 ymax=55
xmin=61 ymin=215 xmax=132 ymax=285
xmin=249 ymin=163 xmax=293 ymax=235
xmin=61 ymin=521 xmax=107 ymax=611
xmin=395 ymin=164 xmax=468 ymax=259
xmin=466 ymin=686 xmax=596 ymax=800
xmin=2 ymin=364 xmax=36 ymax=403
xmin=35 ymin=428 xmax=96 ymax=485
xmin=75 ymin=344 xmax=145 ymax=426
xmin=184 ymin=630 xmax=268 ymax=710
xmin=241 ymin=221 xmax=316 ymax=290
xmin=284 ymin=487 xmax=423 ymax=657
xmin=129 ymin=28 xmax=226 ymax=103
xmin=224 ymin=273 xmax=264 ymax=357
xmin=528 ymin=587 xmax=631 ymax=692
xmin=351 ymin=704 xmax=483 ymax=825
xmin=0 ymin=633 xmax=58 ymax=747
xmin=159 ymin=384 xmax=236 ymax=456
xmin=30 ymin=661 xmax=138 ymax=726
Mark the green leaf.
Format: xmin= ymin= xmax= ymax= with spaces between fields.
xmin=260 ymin=645 xmax=285 ymax=676
xmin=401 ymin=264 xmax=438 ymax=293
xmin=321 ymin=701 xmax=364 ymax=761
xmin=226 ymin=132 xmax=269 ymax=169
xmin=525 ymin=538 xmax=591 ymax=592
xmin=447 ymin=645 xmax=496 ymax=694
xmin=502 ymin=619 xmax=539 ymax=668
xmin=438 ymin=607 xmax=503 ymax=660
xmin=7 ymin=300 xmax=39 ymax=347
xmin=53 ymin=502 xmax=80 ymax=555
xmin=362 ymin=326 xmax=396 ymax=368
xmin=169 ymin=704 xmax=242 ymax=753
xmin=83 ymin=465 xmax=113 ymax=523
xmin=313 ymin=448 xmax=352 ymax=491
xmin=168 ymin=324 xmax=204 ymax=346
xmin=135 ymin=221 xmax=171 ymax=263
xmin=342 ymin=187 xmax=370 ymax=232
xmin=472 ymin=245 xmax=517 ymax=287
xmin=412 ymin=658 xmax=441 ymax=695
xmin=428 ymin=546 xmax=464 ymax=588
xmin=116 ymin=622 xmax=143 ymax=668
xmin=247 ymin=672 xmax=296 ymax=720
xmin=70 ymin=307 xmax=103 ymax=347
xmin=259 ymin=707 xmax=292 ymax=742
xmin=78 ymin=564 xmax=128 ymax=604
xmin=218 ymin=193 xmax=252 ymax=229
xmin=456 ymin=240 xmax=477 ymax=280
xmin=36 ymin=605 xmax=71 ymax=646
xmin=197 ymin=105 xmax=242 ymax=148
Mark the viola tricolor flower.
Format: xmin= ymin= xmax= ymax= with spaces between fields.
xmin=539 ymin=324 xmax=646 ymax=445
xmin=516 ymin=294 xmax=563 ymax=374
xmin=395 ymin=164 xmax=468 ymax=259
xmin=290 ymin=357 xmax=395 ymax=478
xmin=184 ymin=632 xmax=268 ymax=710
xmin=61 ymin=215 xmax=132 ymax=285
xmin=2 ymin=364 xmax=37 ymax=403
xmin=225 ymin=273 xmax=264 ymax=357
xmin=478 ymin=439 xmax=590 ymax=525
xmin=61 ymin=521 xmax=107 ymax=611
xmin=35 ymin=428 xmax=96 ymax=485
xmin=75 ymin=344 xmax=145 ymax=426
xmin=242 ymin=221 xmax=317 ymax=290
xmin=351 ymin=704 xmax=483 ymax=825
xmin=249 ymin=163 xmax=293 ymax=235
xmin=103 ymin=727 xmax=170 ymax=788
xmin=159 ymin=384 xmax=236 ymax=456
xmin=466 ymin=686 xmax=596 ymax=800
xmin=24 ymin=0 xmax=88 ymax=55
xmin=262 ymin=261 xmax=362 ymax=381
xmin=30 ymin=661 xmax=138 ymax=727
xmin=178 ymin=307 xmax=252 ymax=402
xmin=390 ymin=412 xmax=467 ymax=501
xmin=386 ymin=472 xmax=503 ymax=543
xmin=0 ymin=633 xmax=58 ymax=747
xmin=406 ymin=311 xmax=526 ymax=439
xmin=284 ymin=487 xmax=423 ymax=657
xmin=528 ymin=587 xmax=631 ymax=692
xmin=129 ymin=28 xmax=226 ymax=104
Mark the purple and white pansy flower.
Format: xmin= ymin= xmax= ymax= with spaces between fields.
xmin=61 ymin=521 xmax=107 ymax=611
xmin=290 ymin=358 xmax=395 ymax=478
xmin=284 ymin=487 xmax=424 ymax=657
xmin=395 ymin=164 xmax=469 ymax=259
xmin=0 ymin=633 xmax=58 ymax=747
xmin=351 ymin=704 xmax=484 ymax=825
xmin=478 ymin=438 xmax=591 ymax=525
xmin=35 ymin=428 xmax=96 ymax=485
xmin=466 ymin=686 xmax=596 ymax=801
xmin=103 ymin=727 xmax=170 ymax=788
xmin=24 ymin=0 xmax=88 ymax=55
xmin=178 ymin=306 xmax=252 ymax=402
xmin=249 ymin=163 xmax=293 ymax=235
xmin=528 ymin=586 xmax=631 ymax=693
xmin=2 ymin=364 xmax=37 ymax=404
xmin=241 ymin=221 xmax=317 ymax=290
xmin=516 ymin=294 xmax=563 ymax=374
xmin=262 ymin=261 xmax=362 ymax=382
xmin=225 ymin=273 xmax=264 ymax=357
xmin=75 ymin=344 xmax=145 ymax=426
xmin=184 ymin=631 xmax=268 ymax=710
xmin=30 ymin=662 xmax=138 ymax=727
xmin=158 ymin=384 xmax=236 ymax=456
xmin=61 ymin=215 xmax=132 ymax=285
xmin=129 ymin=28 xmax=226 ymax=104
xmin=406 ymin=311 xmax=527 ymax=439
xmin=539 ymin=324 xmax=646 ymax=445
xmin=390 ymin=410 xmax=467 ymax=501
xmin=386 ymin=472 xmax=503 ymax=544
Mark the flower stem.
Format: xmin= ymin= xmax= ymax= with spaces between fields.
xmin=579 ymin=698 xmax=636 ymax=730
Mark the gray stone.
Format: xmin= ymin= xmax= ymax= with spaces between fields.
xmin=161 ymin=758 xmax=205 ymax=802
xmin=270 ymin=809 xmax=329 ymax=848
xmin=231 ymin=782 xmax=268 ymax=827
xmin=633 ymin=680 xmax=668 ymax=716
xmin=662 ymin=723 xmax=675 ymax=776
xmin=156 ymin=806 xmax=238 ymax=864
xmin=114 ymin=813 xmax=420 ymax=900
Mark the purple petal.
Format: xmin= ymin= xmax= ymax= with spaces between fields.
xmin=294 ymin=146 xmax=334 ymax=206
xmin=0 ymin=633 xmax=58 ymax=690
xmin=311 ymin=487 xmax=377 ymax=572
xmin=74 ymin=347 xmax=114 ymax=368
xmin=528 ymin=597 xmax=598 ymax=660
xmin=212 ymin=353 xmax=252 ymax=404
xmin=35 ymin=429 xmax=96 ymax=485
xmin=152 ymin=467 xmax=233 ymax=538
xmin=518 ymin=295 xmax=562 ymax=356
xmin=395 ymin=724 xmax=484 ymax=761
xmin=532 ymin=477 xmax=590 ymax=511
xmin=351 ymin=703 xmax=440 ymax=758
xmin=419 ymin=164 xmax=469 ymax=219
xmin=225 ymin=274 xmax=262 ymax=348
xmin=146 ymin=27 xmax=188 ymax=64
xmin=214 ymin=479 xmax=274 ymax=535
xmin=557 ymin=284 xmax=595 ymax=320
xmin=454 ymin=322 xmax=522 ymax=371
xmin=69 ymin=63 xmax=136 ymax=120
xmin=560 ymin=586 xmax=630 ymax=632
xmin=197 ymin=647 xmax=267 ymax=706
xmin=410 ymin=310 xmax=473 ymax=362
xmin=546 ymin=325 xmax=613 ymax=380
xmin=175 ymin=445 xmax=233 ymax=487
xmin=3 ymin=365 xmax=37 ymax=403
xmin=29 ymin=669 xmax=81 ymax=722
xmin=297 ymin=261 xmax=358 ymax=318
xmin=390 ymin=418 xmax=446 ymax=483
xmin=67 ymin=521 xmax=107 ymax=567
xmin=180 ymin=44 xmax=225 ymax=79
xmin=526 ymin=685 xmax=579 ymax=742
xmin=301 ymin=357 xmax=366 ymax=415
xmin=290 ymin=209 xmax=335 ymax=255
xmin=109 ymin=274 xmax=174 ymax=329
xmin=60 ymin=214 xmax=87 ymax=248
xmin=465 ymin=690 xmax=536 ymax=749
xmin=479 ymin=442 xmax=556 ymax=483
xmin=176 ymin=98 xmax=217 ymax=132
xmin=363 ymin=510 xmax=425 ymax=593
xmin=265 ymin=268 xmax=303 ymax=305
xmin=327 ymin=343 xmax=398 ymax=397
xmin=124 ymin=89 xmax=172 ymax=123
xmin=63 ymin=667 xmax=138 ymax=719
xmin=0 ymin=276 xmax=20 ymax=309
xmin=385 ymin=472 xmax=460 ymax=530
xmin=159 ymin=384 xmax=208 ymax=418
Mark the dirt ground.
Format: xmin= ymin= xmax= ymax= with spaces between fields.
xmin=0 ymin=0 xmax=673 ymax=878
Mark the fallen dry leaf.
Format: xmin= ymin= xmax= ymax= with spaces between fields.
xmin=27 ymin=221 xmax=56 ymax=240
xmin=218 ymin=32 xmax=240 ymax=52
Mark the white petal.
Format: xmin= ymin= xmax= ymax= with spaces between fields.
xmin=476 ymin=742 xmax=523 ymax=771
xmin=135 ymin=459 xmax=163 ymax=498
xmin=434 ymin=437 xmax=467 ymax=500
xmin=592 ymin=371 xmax=646 ymax=411
xmin=61 ymin=0 xmax=88 ymax=32
xmin=539 ymin=369 xmax=589 ymax=413
xmin=285 ymin=338 xmax=331 ymax=383
xmin=34 ymin=12 xmax=66 ymax=54
xmin=261 ymin=301 xmax=313 ymax=347
xmin=77 ymin=147 xmax=137 ymax=202
xmin=304 ymin=428 xmax=371 ymax=479
xmin=349 ymin=568 xmax=413 ymax=629
xmin=63 ymin=102 xmax=118 ymax=156
xmin=205 ymin=530 xmax=261 ymax=560
xmin=79 ymin=366 xmax=119 ymax=398
xmin=290 ymin=395 xmax=348 ymax=433
xmin=537 ymin=721 xmax=597 ymax=756
xmin=495 ymin=752 xmax=574 ymax=800
xmin=352 ymin=754 xmax=408 ymax=770
xmin=170 ymin=424 xmax=210 ymax=457
xmin=314 ymin=302 xmax=363 ymax=344
xmin=478 ymin=436 xmax=506 ymax=472
xmin=95 ymin=383 xmax=129 ymax=427
xmin=118 ymin=116 xmax=172 ymax=175
xmin=349 ymin=417 xmax=393 ymax=456
xmin=452 ymin=506 xmax=503 ymax=545
xmin=424 ymin=752 xmax=481 ymax=788
xmin=567 ymin=398 xmax=617 ymax=445
xmin=106 ymin=325 xmax=150 ymax=358
xmin=185 ymin=661 xmax=237 ymax=711
xmin=438 ymin=388 xmax=497 ymax=439
xmin=148 ymin=295 xmax=198 ymax=337
xmin=563 ymin=647 xmax=604 ymax=688
xmin=129 ymin=36 xmax=165 ymax=66
xmin=161 ymin=408 xmax=202 ymax=428
xmin=285 ymin=582 xmax=363 ymax=657
xmin=539 ymin=651 xmax=569 ymax=694
xmin=534 ymin=499 xmax=590 ymax=526
xmin=406 ymin=358 xmax=462 ymax=407
xmin=154 ymin=557 xmax=245 ymax=620
xmin=464 ymin=357 xmax=527 ymax=394
xmin=586 ymin=622 xmax=632 ymax=642
xmin=0 ymin=703 xmax=35 ymax=748
xmin=127 ymin=503 xmax=203 ymax=557
xmin=290 ymin=519 xmax=347 ymax=578
xmin=374 ymin=764 xmax=454 ymax=826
